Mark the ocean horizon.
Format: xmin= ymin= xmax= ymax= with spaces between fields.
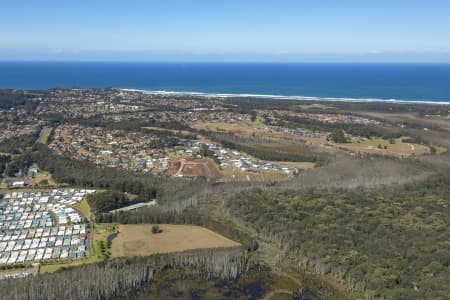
xmin=1 ymin=61 xmax=450 ymax=104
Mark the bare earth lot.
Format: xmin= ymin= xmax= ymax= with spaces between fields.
xmin=168 ymin=158 xmax=222 ymax=178
xmin=111 ymin=224 xmax=240 ymax=258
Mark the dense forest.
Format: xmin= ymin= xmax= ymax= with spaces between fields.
xmin=87 ymin=191 xmax=131 ymax=213
xmin=0 ymin=248 xmax=247 ymax=300
xmin=0 ymin=133 xmax=40 ymax=177
xmin=0 ymin=132 xmax=39 ymax=154
xmin=0 ymin=90 xmax=39 ymax=111
xmin=280 ymin=154 xmax=432 ymax=190
xmin=0 ymin=154 xmax=11 ymax=179
xmin=224 ymin=174 xmax=450 ymax=299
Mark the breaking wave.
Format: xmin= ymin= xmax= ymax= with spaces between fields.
xmin=120 ymin=89 xmax=450 ymax=105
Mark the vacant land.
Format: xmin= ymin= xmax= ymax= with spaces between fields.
xmin=111 ymin=224 xmax=240 ymax=258
xmin=168 ymin=158 xmax=222 ymax=178
xmin=193 ymin=121 xmax=260 ymax=135
xmin=142 ymin=126 xmax=193 ymax=136
xmin=37 ymin=127 xmax=53 ymax=144
xmin=74 ymin=198 xmax=92 ymax=220
xmin=169 ymin=157 xmax=292 ymax=181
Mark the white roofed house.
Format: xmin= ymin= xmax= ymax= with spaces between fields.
xmin=11 ymin=181 xmax=26 ymax=189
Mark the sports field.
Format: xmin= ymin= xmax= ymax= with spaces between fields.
xmin=111 ymin=224 xmax=240 ymax=258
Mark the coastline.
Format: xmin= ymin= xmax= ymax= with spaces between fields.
xmin=121 ymin=88 xmax=450 ymax=106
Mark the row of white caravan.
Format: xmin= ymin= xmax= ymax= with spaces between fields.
xmin=0 ymin=244 xmax=86 ymax=264
xmin=0 ymin=189 xmax=94 ymax=265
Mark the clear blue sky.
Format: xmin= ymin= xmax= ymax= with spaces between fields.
xmin=1 ymin=0 xmax=449 ymax=62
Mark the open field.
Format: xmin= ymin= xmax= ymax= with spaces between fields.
xmin=74 ymin=198 xmax=92 ymax=220
xmin=142 ymin=126 xmax=193 ymax=136
xmin=435 ymin=146 xmax=447 ymax=154
xmin=193 ymin=121 xmax=260 ymax=135
xmin=336 ymin=137 xmax=430 ymax=157
xmin=111 ymin=224 xmax=240 ymax=258
xmin=37 ymin=127 xmax=53 ymax=144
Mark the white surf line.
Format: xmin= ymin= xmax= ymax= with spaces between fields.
xmin=119 ymin=88 xmax=450 ymax=106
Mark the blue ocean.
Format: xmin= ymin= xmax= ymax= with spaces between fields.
xmin=0 ymin=62 xmax=449 ymax=103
